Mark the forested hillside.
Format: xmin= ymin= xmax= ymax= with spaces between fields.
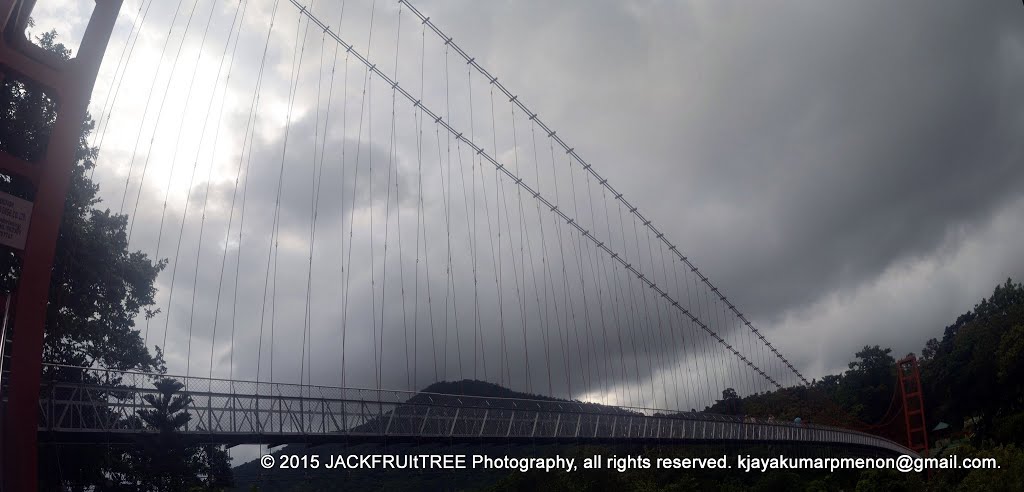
xmin=235 ymin=280 xmax=1024 ymax=491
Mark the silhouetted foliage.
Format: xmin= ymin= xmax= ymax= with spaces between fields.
xmin=233 ymin=278 xmax=1024 ymax=489
xmin=119 ymin=378 xmax=233 ymax=491
xmin=0 ymin=29 xmax=164 ymax=372
xmin=920 ymin=278 xmax=1024 ymax=444
xmin=0 ymin=29 xmax=231 ymax=489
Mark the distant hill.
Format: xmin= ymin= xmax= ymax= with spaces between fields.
xmin=235 ymin=278 xmax=1024 ymax=490
xmin=408 ymin=379 xmax=641 ymax=414
xmin=232 ymin=379 xmax=639 ymax=491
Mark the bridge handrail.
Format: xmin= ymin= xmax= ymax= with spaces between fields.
xmin=39 ymin=363 xmax=727 ymax=418
xmin=37 ymin=363 xmax=915 ymax=455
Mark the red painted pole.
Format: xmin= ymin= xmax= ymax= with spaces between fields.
xmin=0 ymin=1 xmax=121 ymax=490
xmin=897 ymin=354 xmax=929 ymax=456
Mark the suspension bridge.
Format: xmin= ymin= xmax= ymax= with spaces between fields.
xmin=0 ymin=0 xmax=918 ymax=487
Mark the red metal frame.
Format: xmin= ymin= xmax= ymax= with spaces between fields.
xmin=0 ymin=1 xmax=121 ymax=489
xmin=897 ymin=354 xmax=929 ymax=455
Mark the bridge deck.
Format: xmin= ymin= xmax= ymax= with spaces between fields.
xmin=31 ymin=365 xmax=914 ymax=456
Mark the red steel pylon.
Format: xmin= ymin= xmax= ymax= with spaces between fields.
xmin=0 ymin=1 xmax=122 ymax=489
xmin=897 ymin=354 xmax=929 ymax=455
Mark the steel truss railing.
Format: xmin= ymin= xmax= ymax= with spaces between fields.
xmin=33 ymin=364 xmax=914 ymax=456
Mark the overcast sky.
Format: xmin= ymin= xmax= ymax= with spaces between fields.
xmin=28 ymin=0 xmax=1024 ymax=414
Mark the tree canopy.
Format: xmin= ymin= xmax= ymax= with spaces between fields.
xmin=1 ymin=29 xmax=230 ymax=489
xmin=921 ymin=278 xmax=1024 ymax=444
xmin=0 ymin=30 xmax=164 ymax=372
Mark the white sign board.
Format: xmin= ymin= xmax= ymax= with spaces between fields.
xmin=0 ymin=191 xmax=32 ymax=250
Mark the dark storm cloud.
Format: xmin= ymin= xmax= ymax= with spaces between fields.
xmin=668 ymin=1 xmax=1024 ymax=316
xmin=199 ymin=113 xmax=414 ymax=241
xmin=412 ymin=0 xmax=1024 ymax=377
xmin=78 ymin=0 xmax=1024 ymax=410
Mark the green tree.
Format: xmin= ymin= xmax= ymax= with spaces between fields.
xmin=707 ymin=388 xmax=744 ymax=415
xmin=1 ymin=29 xmax=231 ymax=488
xmin=121 ymin=378 xmax=232 ymax=491
xmin=0 ymin=30 xmax=165 ymax=372
xmin=853 ymin=469 xmax=924 ymax=492
xmin=997 ymin=325 xmax=1024 ymax=404
xmin=835 ymin=346 xmax=896 ymax=423
xmin=921 ymin=279 xmax=1024 ymax=442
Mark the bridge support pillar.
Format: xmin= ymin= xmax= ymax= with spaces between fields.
xmin=0 ymin=1 xmax=122 ymax=490
xmin=897 ymin=354 xmax=929 ymax=455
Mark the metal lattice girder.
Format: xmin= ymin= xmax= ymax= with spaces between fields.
xmin=35 ymin=364 xmax=916 ymax=456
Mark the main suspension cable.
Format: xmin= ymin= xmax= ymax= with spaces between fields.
xmin=398 ymin=0 xmax=808 ymax=386
xmin=286 ymin=0 xmax=782 ymax=391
